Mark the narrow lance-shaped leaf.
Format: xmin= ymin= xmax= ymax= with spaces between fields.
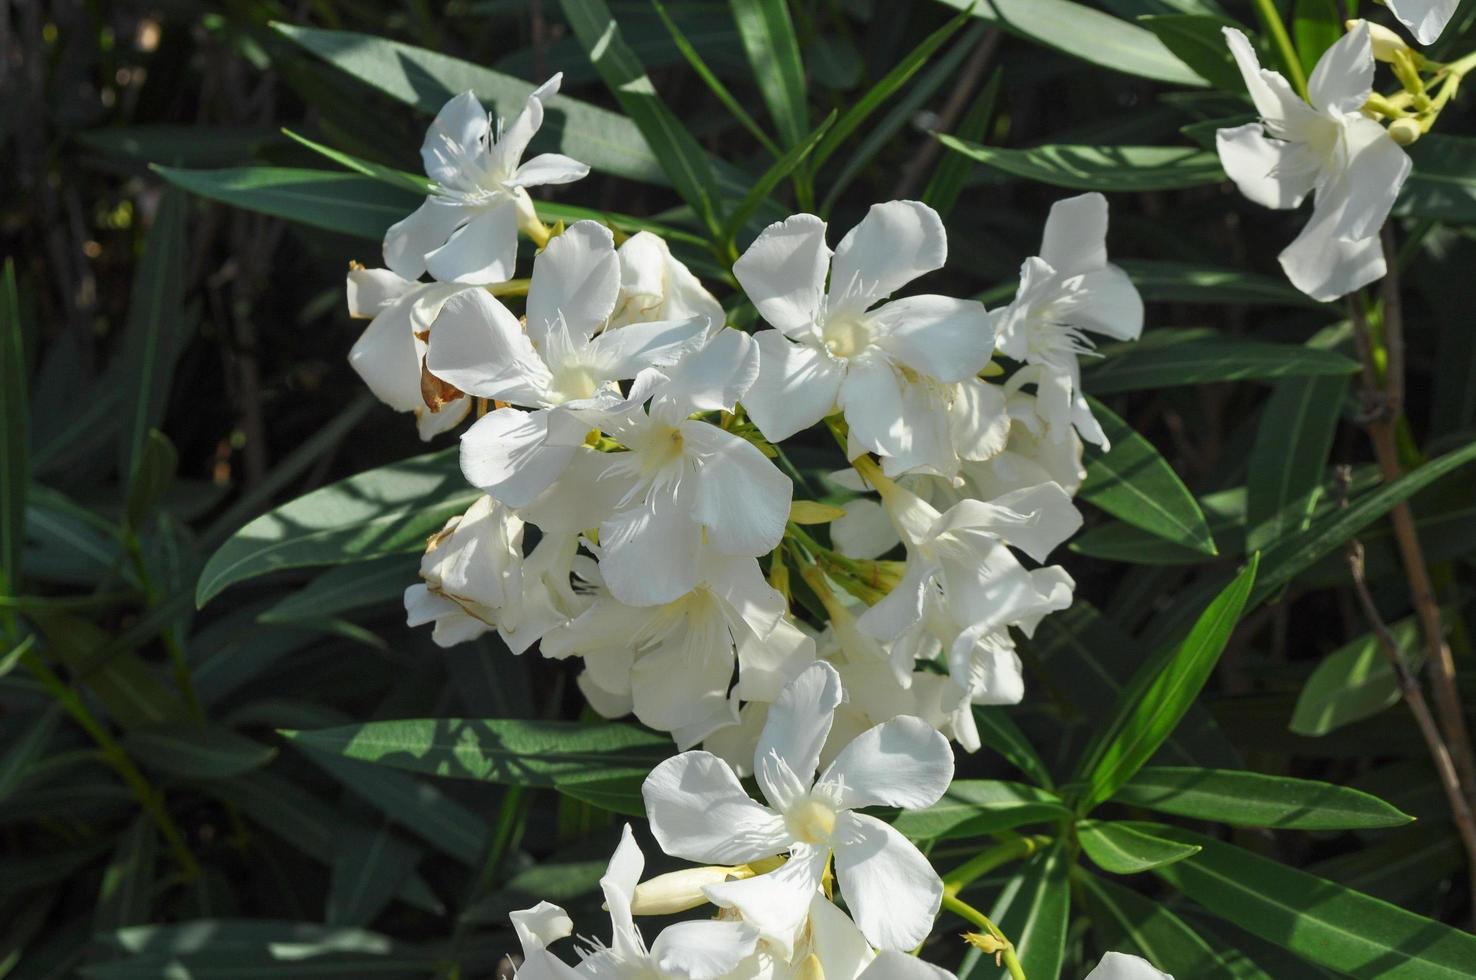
xmin=890 ymin=781 xmax=1069 ymax=842
xmin=1289 ymin=618 xmax=1423 ymax=737
xmin=1079 ymin=398 xmax=1218 ymax=556
xmin=730 ymin=0 xmax=808 ymax=147
xmin=936 ymin=138 xmax=1224 ymax=192
xmin=0 ymin=261 xmax=25 ymax=605
xmin=923 ymin=69 xmax=1002 ymax=221
xmin=722 ymin=111 xmax=836 ymax=244
xmin=1138 ymin=15 xmax=1246 ymax=91
xmin=1078 ymin=820 xmax=1202 ymax=874
xmin=1149 ymin=824 xmax=1476 ymax=979
xmin=327 ymin=824 xmax=424 ymax=927
xmin=94 ymin=815 xmax=159 ymax=931
xmin=963 ymin=842 xmax=1069 ymax=980
xmin=1076 ymin=554 xmax=1259 ymax=812
xmin=1083 ymin=329 xmax=1359 ymax=396
xmin=1112 ymin=766 xmax=1414 ymax=830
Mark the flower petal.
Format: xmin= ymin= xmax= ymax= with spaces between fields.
xmin=599 ymin=495 xmax=704 ymax=607
xmin=870 ymin=295 xmax=994 ymax=382
xmin=1038 ymin=192 xmax=1108 ymax=274
xmin=615 ymin=231 xmax=725 ymax=328
xmin=807 ymin=895 xmax=876 ymax=978
xmin=934 ymin=481 xmax=1082 ymax=563
xmin=703 ymin=843 xmax=829 ymax=961
xmin=829 ymin=201 xmax=946 ymax=314
xmin=657 ymin=327 xmax=760 ymax=417
xmin=856 ymin=556 xmax=935 ymax=642
xmin=346 ymin=267 xmax=415 ymax=317
xmin=349 ymin=296 xmax=423 ymax=412
xmin=1222 ymin=28 xmax=1312 ymax=127
xmin=588 ymin=316 xmax=709 ymax=378
xmin=425 ymin=289 xmax=551 ymax=403
xmin=629 ymin=601 xmax=736 ymax=733
xmin=735 ymin=615 xmax=817 ymax=703
xmin=1215 ymin=123 xmax=1317 ymax=210
xmin=421 ymin=91 xmax=490 ymax=186
xmin=383 ymin=197 xmax=469 ymax=281
xmin=508 ymin=152 xmax=590 ymax=188
xmin=642 ymin=750 xmax=789 ymax=863
xmin=509 ymin=902 xmax=585 ymax=980
xmin=1386 ymin=0 xmax=1458 ymax=44
xmin=684 ymin=422 xmax=792 ymax=558
xmin=755 ymin=661 xmax=842 ymax=808
xmin=739 ymin=330 xmax=846 ymax=443
xmin=1068 ymin=265 xmax=1144 ymax=342
xmin=858 ymin=951 xmax=959 ymax=980
xmin=832 ymin=497 xmax=901 ymax=560
xmin=1332 ymin=117 xmax=1411 ymax=242
xmin=525 ymin=221 xmax=619 ymax=346
xmin=425 ymin=201 xmax=520 ymax=285
xmin=459 ymin=407 xmax=574 ymax=508
xmin=838 ymin=357 xmax=908 ymax=461
xmin=598 ymin=825 xmax=646 ymax=960
xmin=820 ymin=716 xmax=953 ymax=811
xmin=1307 ymin=21 xmax=1374 ymax=116
xmin=651 ymin=920 xmax=760 ymax=980
xmin=1085 ymin=952 xmax=1174 ymax=980
xmin=1279 ymin=187 xmax=1386 ymax=302
xmin=832 ymin=811 xmax=943 ymax=951
xmin=487 ymin=74 xmax=560 ymax=177
xmin=733 ymin=213 xmax=831 ymax=336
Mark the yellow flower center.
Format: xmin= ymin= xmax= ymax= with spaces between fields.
xmin=787 ymin=798 xmax=837 ymax=844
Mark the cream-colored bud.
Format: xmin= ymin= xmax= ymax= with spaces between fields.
xmin=1388 ymin=116 xmax=1423 ymax=145
xmin=1347 ymin=19 xmax=1411 ymax=62
xmin=630 ymin=865 xmax=747 ymax=915
xmin=797 ymin=954 xmax=826 ymax=980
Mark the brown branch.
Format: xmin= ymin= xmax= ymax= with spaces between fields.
xmin=1339 ymin=477 xmax=1476 ymax=926
xmin=1345 ymin=234 xmax=1476 ymax=807
xmin=891 ymin=28 xmax=1001 ymax=200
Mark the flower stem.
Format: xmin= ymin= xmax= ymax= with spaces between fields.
xmin=940 ymin=893 xmax=1027 ymax=980
xmin=943 ymin=834 xmax=1050 ymax=895
xmin=1251 ymin=0 xmax=1309 ymax=99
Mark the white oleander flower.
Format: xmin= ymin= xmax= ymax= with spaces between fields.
xmin=580 ymin=825 xmax=760 ymax=980
xmin=508 ymin=902 xmax=584 ymax=980
xmin=1088 ymin=952 xmax=1173 ymax=980
xmin=542 ymin=547 xmax=813 ymax=742
xmin=612 ymin=231 xmax=726 ymax=329
xmin=1384 ymin=0 xmax=1457 ymax=44
xmin=994 ymin=193 xmax=1143 ymax=449
xmin=428 ymin=221 xmax=709 ymax=508
xmin=829 ymin=468 xmax=961 ymax=561
xmin=961 ymin=381 xmax=1086 ymax=502
xmin=345 ymin=267 xmax=472 ymax=439
xmin=384 ymin=78 xmax=588 ymax=285
xmin=587 ymin=330 xmax=793 ymax=607
xmin=858 ymin=952 xmax=960 ymax=980
xmin=733 ymin=201 xmax=1003 ymax=477
xmin=642 ymin=661 xmax=953 ymax=955
xmin=728 ymin=895 xmax=875 ymax=980
xmin=1216 ymin=24 xmax=1411 ymax=301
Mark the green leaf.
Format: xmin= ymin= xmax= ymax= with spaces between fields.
xmin=1117 ymin=259 xmax=1316 ymax=306
xmin=722 ymin=110 xmax=835 ymax=242
xmin=1293 ymin=0 xmax=1343 ymax=79
xmin=973 ymin=705 xmax=1055 ymax=790
xmin=932 ymin=0 xmax=1208 ymax=86
xmin=279 ymin=129 xmax=432 ymax=194
xmin=1079 ymin=399 xmax=1218 ymax=556
xmin=1080 ymin=872 xmax=1263 ymax=980
xmin=1083 ymin=329 xmax=1359 ymax=395
xmin=1113 ymin=766 xmax=1415 ymax=829
xmin=812 ymin=5 xmax=974 ymax=173
xmin=970 ymin=842 xmax=1069 ymax=980
xmin=75 ymin=125 xmax=276 ymax=167
xmin=936 ymin=138 xmax=1223 ymax=191
xmin=195 ymin=448 xmax=475 ymax=607
xmin=280 ymin=718 xmax=671 ymax=817
xmin=117 ymin=188 xmax=187 ymax=484
xmin=272 ymin=23 xmax=666 ymax=186
xmin=34 ymin=614 xmax=187 ymax=730
xmin=1149 ymin=825 xmax=1476 ymax=979
xmin=0 ymin=704 xmax=59 ymax=804
xmin=891 ymin=781 xmax=1070 ymax=841
xmin=1079 ymin=820 xmax=1202 ymax=873
xmin=730 ymin=0 xmax=808 ymax=147
xmin=327 ymin=825 xmax=423 ymax=927
xmin=1396 ymin=135 xmax=1476 ymax=224
xmin=559 ymin=0 xmax=723 ymax=233
xmin=1245 ymin=373 xmax=1349 ymax=554
xmin=124 ymin=430 xmax=178 ymax=531
xmin=1138 ymin=15 xmax=1245 ymax=91
xmin=123 ymin=725 xmax=277 ymax=780
xmin=0 ymin=261 xmax=26 ymax=602
xmin=94 ymin=815 xmax=158 ymax=931
xmin=1077 ymin=555 xmax=1258 ymax=812
xmin=1072 ymin=487 xmax=1243 ymax=565
xmin=1289 ymin=618 xmax=1422 ymax=736
xmin=256 ymin=555 xmax=409 ymax=626
xmin=923 ymin=69 xmax=1003 ymax=221
xmin=155 ymin=166 xmax=419 ymax=241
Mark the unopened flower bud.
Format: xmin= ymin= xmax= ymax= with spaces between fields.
xmin=630 ymin=865 xmax=747 ymax=915
xmin=963 ymin=931 xmax=1008 ymax=954
xmin=1388 ymin=116 xmax=1422 ymax=145
xmin=1347 ymin=19 xmax=1411 ymax=62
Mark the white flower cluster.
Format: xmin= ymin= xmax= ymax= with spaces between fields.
xmin=344 ymin=73 xmax=1143 ymax=975
xmin=348 ymin=80 xmax=1142 ymax=763
xmin=509 ymin=663 xmax=1174 ymax=980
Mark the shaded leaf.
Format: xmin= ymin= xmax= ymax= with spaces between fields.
xmin=1289 ymin=618 xmax=1422 ymax=736
xmin=1079 ymin=820 xmax=1202 ymax=873
xmin=1139 ymin=14 xmax=1244 ymax=90
xmin=124 ymin=725 xmax=276 ymax=780
xmin=94 ymin=815 xmax=158 ymax=931
xmin=1080 ymin=872 xmax=1263 ymax=979
xmin=0 ymin=261 xmax=26 ymax=602
xmin=1245 ymin=370 xmax=1349 ymax=554
xmin=937 ymin=138 xmax=1223 ymax=191
xmin=1083 ymin=329 xmax=1358 ymax=395
xmin=327 ymin=825 xmax=423 ymax=927
xmin=156 ymin=166 xmax=419 ymax=242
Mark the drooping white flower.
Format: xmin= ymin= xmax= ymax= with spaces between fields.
xmin=1384 ymin=0 xmax=1457 ymax=44
xmin=579 ymin=825 xmax=760 ymax=980
xmin=1216 ymin=24 xmax=1411 ymax=301
xmin=642 ymin=661 xmax=953 ymax=955
xmin=1087 ymin=952 xmax=1174 ymax=980
xmin=384 ymin=78 xmax=589 ymax=285
xmin=994 ymin=193 xmax=1143 ymax=449
xmin=508 ymin=902 xmax=585 ymax=980
xmin=732 ymin=201 xmax=1002 ymax=477
xmin=429 ymin=221 xmax=709 ymax=508
xmin=345 ymin=267 xmax=472 ymax=439
xmin=586 ymin=330 xmax=793 ymax=607
xmin=611 ymin=231 xmax=726 ymax=329
xmin=542 ymin=547 xmax=812 ymax=742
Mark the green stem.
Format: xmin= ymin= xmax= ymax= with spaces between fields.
xmin=1251 ymin=0 xmax=1308 ymax=99
xmin=943 ymin=835 xmax=1050 ymax=895
xmin=123 ymin=533 xmax=203 ymax=719
xmin=940 ymin=893 xmax=1027 ymax=980
xmin=22 ymin=650 xmax=200 ymax=878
